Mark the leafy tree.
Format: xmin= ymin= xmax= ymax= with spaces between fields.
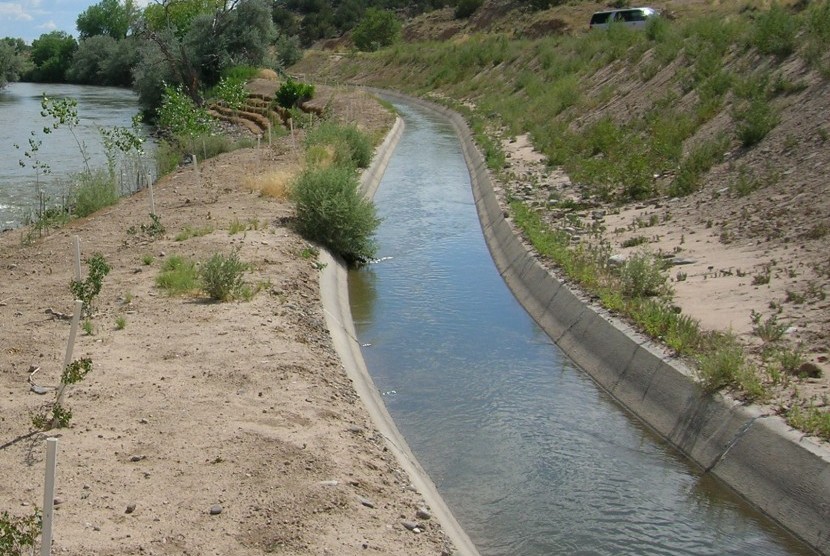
xmin=76 ymin=0 xmax=138 ymax=40
xmin=334 ymin=0 xmax=367 ymax=33
xmin=67 ymin=35 xmax=137 ymax=86
xmin=275 ymin=33 xmax=302 ymax=67
xmin=27 ymin=31 xmax=77 ymax=82
xmin=0 ymin=38 xmax=29 ymax=88
xmin=143 ymin=0 xmax=226 ymax=37
xmin=352 ymin=8 xmax=400 ymax=52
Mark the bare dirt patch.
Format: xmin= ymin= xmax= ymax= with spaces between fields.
xmin=0 ymin=91 xmax=451 ymax=555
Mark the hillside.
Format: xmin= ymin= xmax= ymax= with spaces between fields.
xmin=291 ymin=0 xmax=830 ymax=438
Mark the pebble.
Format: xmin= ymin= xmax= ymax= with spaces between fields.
xmin=209 ymin=504 xmax=223 ymax=515
xmin=415 ymin=507 xmax=432 ymax=520
xmin=358 ymin=497 xmax=374 ymax=509
xmin=125 ymin=503 xmax=136 ymax=514
xmin=401 ymin=520 xmax=421 ymax=533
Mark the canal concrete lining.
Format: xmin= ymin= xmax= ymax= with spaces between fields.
xmin=319 ymin=116 xmax=481 ymax=556
xmin=368 ymin=90 xmax=830 ymax=555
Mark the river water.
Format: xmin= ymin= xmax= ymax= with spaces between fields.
xmin=0 ymin=82 xmax=150 ymax=229
xmin=349 ymin=101 xmax=815 ymax=555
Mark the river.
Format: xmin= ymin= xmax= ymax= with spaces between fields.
xmin=348 ymin=100 xmax=815 ymax=555
xmin=0 ymin=82 xmax=150 ymax=229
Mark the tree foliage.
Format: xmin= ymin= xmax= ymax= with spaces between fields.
xmin=27 ymin=31 xmax=78 ymax=82
xmin=76 ymin=0 xmax=138 ymax=40
xmin=352 ymin=8 xmax=400 ymax=52
xmin=67 ymin=35 xmax=138 ymax=86
xmin=0 ymin=38 xmax=29 ymax=88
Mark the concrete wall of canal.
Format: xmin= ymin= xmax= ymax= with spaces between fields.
xmin=369 ymin=89 xmax=830 ymax=555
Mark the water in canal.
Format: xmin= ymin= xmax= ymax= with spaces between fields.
xmin=348 ymin=101 xmax=814 ymax=555
xmin=0 ymin=82 xmax=150 ymax=229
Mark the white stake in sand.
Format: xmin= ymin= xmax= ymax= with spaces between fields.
xmin=148 ymin=181 xmax=156 ymax=215
xmin=40 ymin=437 xmax=58 ymax=556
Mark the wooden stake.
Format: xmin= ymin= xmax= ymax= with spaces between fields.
xmin=148 ymin=182 xmax=156 ymax=215
xmin=41 ymin=437 xmax=58 ymax=556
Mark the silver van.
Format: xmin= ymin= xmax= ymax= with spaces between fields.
xmin=589 ymin=7 xmax=659 ymax=30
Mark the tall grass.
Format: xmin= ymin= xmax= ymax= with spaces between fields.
xmin=71 ymin=169 xmax=119 ymax=217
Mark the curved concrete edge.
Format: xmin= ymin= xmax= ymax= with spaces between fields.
xmin=369 ymin=89 xmax=830 ymax=555
xmin=318 ymin=116 xmax=481 ymax=556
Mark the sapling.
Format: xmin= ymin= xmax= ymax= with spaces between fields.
xmin=70 ymin=252 xmax=111 ymax=318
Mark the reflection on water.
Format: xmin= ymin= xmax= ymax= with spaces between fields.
xmin=0 ymin=82 xmax=152 ymax=228
xmin=349 ymin=101 xmax=814 ymax=556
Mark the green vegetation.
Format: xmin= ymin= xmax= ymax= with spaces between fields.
xmin=200 ymin=251 xmax=250 ymax=301
xmin=175 ymin=225 xmax=213 ymax=241
xmin=155 ymin=252 xmax=253 ymax=301
xmin=156 ymin=255 xmax=199 ymax=296
xmin=275 ymin=79 xmax=315 ymax=109
xmin=304 ymin=121 xmax=373 ymax=169
xmin=352 ymin=8 xmax=401 ymax=52
xmin=787 ymin=404 xmax=830 ymax=441
xmin=31 ymin=357 xmax=94 ymax=430
xmin=115 ymin=315 xmax=127 ymax=330
xmin=0 ymin=509 xmax=41 ymax=555
xmin=291 ymin=164 xmax=379 ymax=267
xmin=70 ymin=252 xmax=111 ymax=318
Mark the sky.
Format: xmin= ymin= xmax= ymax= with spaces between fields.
xmin=0 ymin=0 xmax=149 ymax=44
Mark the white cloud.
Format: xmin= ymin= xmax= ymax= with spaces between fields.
xmin=0 ymin=3 xmax=34 ymax=21
xmin=36 ymin=18 xmax=55 ymax=31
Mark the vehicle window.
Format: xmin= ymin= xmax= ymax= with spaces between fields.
xmin=590 ymin=12 xmax=611 ymax=25
xmin=628 ymin=10 xmax=647 ymax=22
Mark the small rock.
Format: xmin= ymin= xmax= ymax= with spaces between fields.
xmin=608 ymin=254 xmax=627 ymax=267
xmin=125 ymin=503 xmax=136 ymax=514
xmin=129 ymin=455 xmax=146 ymax=462
xmin=358 ymin=497 xmax=375 ymax=509
xmin=401 ymin=520 xmax=421 ymax=532
xmin=209 ymin=504 xmax=223 ymax=515
xmin=319 ymin=480 xmax=339 ymax=487
xmin=53 ymin=497 xmax=64 ymax=506
xmin=415 ymin=508 xmax=432 ymax=520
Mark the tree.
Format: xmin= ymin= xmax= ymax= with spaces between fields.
xmin=143 ymin=0 xmax=227 ymax=37
xmin=0 ymin=38 xmax=29 ymax=88
xmin=27 ymin=31 xmax=78 ymax=82
xmin=351 ymin=8 xmax=400 ymax=52
xmin=76 ymin=0 xmax=138 ymax=40
xmin=67 ymin=35 xmax=139 ymax=86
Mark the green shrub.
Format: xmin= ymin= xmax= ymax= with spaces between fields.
xmin=734 ymin=97 xmax=779 ymax=147
xmin=668 ymin=135 xmax=729 ymax=196
xmin=751 ymin=3 xmax=798 ymax=57
xmin=71 ymin=169 xmax=119 ymax=217
xmin=352 ymin=8 xmax=401 ymax=52
xmin=155 ymin=255 xmax=199 ymax=295
xmin=213 ymin=75 xmax=248 ymax=111
xmin=275 ymin=79 xmax=315 ymax=109
xmin=618 ymin=251 xmax=669 ymax=299
xmin=200 ymin=251 xmax=249 ymax=301
xmin=291 ymin=165 xmax=380 ymax=266
xmin=157 ymin=84 xmax=214 ymax=136
xmin=304 ymin=122 xmax=373 ymax=169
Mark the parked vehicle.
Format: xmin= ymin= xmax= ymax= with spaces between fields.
xmin=590 ymin=7 xmax=660 ymax=30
